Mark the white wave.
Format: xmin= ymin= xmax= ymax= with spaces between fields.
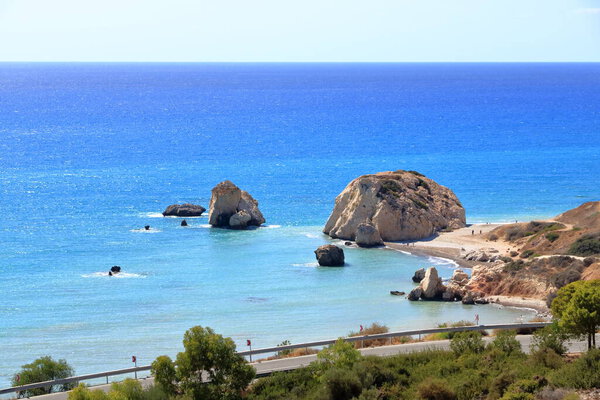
xmin=130 ymin=228 xmax=161 ymax=233
xmin=144 ymin=212 xmax=164 ymax=218
xmin=303 ymin=233 xmax=320 ymax=239
xmin=427 ymin=256 xmax=459 ymax=268
xmin=82 ymin=272 xmax=146 ymax=279
xmin=199 ymin=224 xmax=212 ymax=228
xmin=291 ymin=262 xmax=319 ymax=268
xmin=262 ymin=224 xmax=281 ymax=229
xmin=142 ymin=212 xmax=207 ymax=218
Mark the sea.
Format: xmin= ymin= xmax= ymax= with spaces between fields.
xmin=0 ymin=63 xmax=599 ymax=387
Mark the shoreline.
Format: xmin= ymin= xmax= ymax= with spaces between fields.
xmin=384 ymin=223 xmax=550 ymax=314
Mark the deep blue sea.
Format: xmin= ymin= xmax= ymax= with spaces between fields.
xmin=0 ymin=63 xmax=599 ymax=387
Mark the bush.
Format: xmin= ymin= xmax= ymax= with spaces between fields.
xmin=316 ymin=339 xmax=362 ymax=372
xmin=450 ymin=331 xmax=485 ymax=355
xmin=568 ymin=233 xmax=600 ymax=256
xmin=521 ymin=250 xmax=536 ymax=259
xmin=321 ymin=368 xmax=363 ymax=400
xmin=490 ymin=234 xmax=499 ymax=241
xmin=416 ymin=378 xmax=456 ymax=400
xmin=348 ymin=323 xmax=389 ymax=348
xmin=12 ymin=356 xmax=75 ymax=397
xmin=530 ymin=323 xmax=569 ymax=355
xmin=488 ymin=330 xmax=522 ymax=356
xmin=551 ymin=268 xmax=581 ymax=289
xmin=546 ymin=232 xmax=560 ymax=243
xmin=550 ymin=349 xmax=600 ymax=389
xmin=535 ymin=387 xmax=580 ymax=400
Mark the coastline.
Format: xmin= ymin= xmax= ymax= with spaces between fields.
xmin=385 ymin=223 xmax=550 ymax=313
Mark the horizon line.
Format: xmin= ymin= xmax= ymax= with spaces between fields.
xmin=1 ymin=60 xmax=599 ymax=64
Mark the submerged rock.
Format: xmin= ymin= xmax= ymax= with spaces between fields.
xmin=314 ymin=245 xmax=345 ymax=267
xmin=208 ymin=181 xmax=265 ymax=229
xmin=323 ymin=170 xmax=465 ymax=241
xmin=355 ymin=223 xmax=384 ymax=247
xmin=163 ymin=203 xmax=206 ymax=217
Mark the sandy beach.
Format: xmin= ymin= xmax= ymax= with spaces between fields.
xmin=386 ymin=224 xmax=550 ymax=313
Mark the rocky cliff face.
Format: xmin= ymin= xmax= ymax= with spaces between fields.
xmin=323 ymin=170 xmax=465 ymax=241
xmin=208 ymin=181 xmax=265 ymax=228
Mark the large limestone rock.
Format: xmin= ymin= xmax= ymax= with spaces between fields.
xmin=208 ymin=181 xmax=265 ymax=228
xmin=421 ymin=267 xmax=445 ymax=299
xmin=323 ymin=170 xmax=465 ymax=241
xmin=314 ymin=245 xmax=345 ymax=266
xmin=163 ymin=203 xmax=206 ymax=217
xmin=412 ymin=268 xmax=426 ymax=283
xmin=355 ymin=223 xmax=384 ymax=247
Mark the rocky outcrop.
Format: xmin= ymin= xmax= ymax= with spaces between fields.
xmin=462 ymin=249 xmax=503 ymax=263
xmin=208 ymin=181 xmax=265 ymax=229
xmin=229 ymin=210 xmax=251 ymax=229
xmin=408 ymin=267 xmax=447 ymax=300
xmin=163 ymin=203 xmax=206 ymax=217
xmin=314 ymin=245 xmax=345 ymax=266
xmin=412 ymin=268 xmax=426 ymax=283
xmin=323 ymin=170 xmax=465 ymax=241
xmin=355 ymin=223 xmax=384 ymax=247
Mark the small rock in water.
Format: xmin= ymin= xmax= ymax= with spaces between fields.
xmin=412 ymin=268 xmax=425 ymax=283
xmin=314 ymin=245 xmax=345 ymax=266
xmin=390 ymin=291 xmax=405 ymax=296
xmin=181 ymin=219 xmax=188 ymax=226
xmin=144 ymin=225 xmax=150 ymax=230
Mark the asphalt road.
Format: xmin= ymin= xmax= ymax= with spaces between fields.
xmin=19 ymin=335 xmax=598 ymax=400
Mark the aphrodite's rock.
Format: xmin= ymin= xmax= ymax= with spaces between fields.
xmin=238 ymin=191 xmax=266 ymax=226
xmin=209 ymin=181 xmax=242 ymax=227
xmin=421 ymin=267 xmax=445 ymax=299
xmin=314 ymin=245 xmax=345 ymax=267
xmin=208 ymin=181 xmax=264 ymax=229
xmin=407 ymin=287 xmax=423 ymax=301
xmin=229 ymin=210 xmax=251 ymax=229
xmin=412 ymin=268 xmax=426 ymax=283
xmin=355 ymin=223 xmax=384 ymax=247
xmin=163 ymin=203 xmax=206 ymax=217
xmin=323 ymin=170 xmax=465 ymax=241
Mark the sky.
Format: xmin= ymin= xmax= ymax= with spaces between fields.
xmin=0 ymin=0 xmax=599 ymax=62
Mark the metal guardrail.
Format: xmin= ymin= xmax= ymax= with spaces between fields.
xmin=0 ymin=322 xmax=550 ymax=397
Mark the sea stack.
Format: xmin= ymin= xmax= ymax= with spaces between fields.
xmin=323 ymin=170 xmax=465 ymax=241
xmin=314 ymin=245 xmax=345 ymax=266
xmin=208 ymin=181 xmax=265 ymax=229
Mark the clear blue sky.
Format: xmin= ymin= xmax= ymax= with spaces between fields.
xmin=0 ymin=0 xmax=599 ymax=62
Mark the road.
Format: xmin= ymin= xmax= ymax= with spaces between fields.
xmin=20 ymin=335 xmax=598 ymax=400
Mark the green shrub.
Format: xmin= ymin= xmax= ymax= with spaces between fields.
xmin=12 ymin=356 xmax=75 ymax=397
xmin=450 ymin=331 xmax=485 ymax=355
xmin=68 ymin=384 xmax=109 ymax=400
xmin=416 ymin=378 xmax=456 ymax=400
xmin=321 ymin=368 xmax=363 ymax=400
xmin=550 ymin=349 xmax=600 ymax=389
xmin=521 ymin=250 xmax=535 ymax=259
xmin=316 ymin=338 xmax=362 ymax=372
xmin=568 ymin=233 xmax=600 ymax=256
xmin=530 ymin=323 xmax=568 ymax=356
xmin=505 ymin=260 xmax=527 ymax=272
xmin=546 ymin=232 xmax=560 ymax=242
xmin=488 ymin=330 xmax=522 ymax=356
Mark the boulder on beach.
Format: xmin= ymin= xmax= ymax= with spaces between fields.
xmin=163 ymin=203 xmax=206 ymax=217
xmin=355 ymin=222 xmax=384 ymax=247
xmin=323 ymin=170 xmax=465 ymax=241
xmin=421 ymin=267 xmax=445 ymax=299
xmin=208 ymin=181 xmax=265 ymax=229
xmin=314 ymin=245 xmax=345 ymax=267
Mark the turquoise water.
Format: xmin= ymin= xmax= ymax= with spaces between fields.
xmin=1 ymin=63 xmax=599 ymax=386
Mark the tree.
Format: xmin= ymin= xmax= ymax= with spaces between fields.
xmin=11 ymin=356 xmax=74 ymax=397
xmin=450 ymin=331 xmax=485 ymax=355
xmin=316 ymin=338 xmax=362 ymax=372
xmin=151 ymin=326 xmax=255 ymax=400
xmin=551 ymin=280 xmax=600 ymax=349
